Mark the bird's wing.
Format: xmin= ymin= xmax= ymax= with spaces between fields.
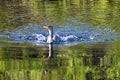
xmin=53 ymin=35 xmax=56 ymax=41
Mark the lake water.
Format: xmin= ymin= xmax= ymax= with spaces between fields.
xmin=0 ymin=0 xmax=120 ymax=80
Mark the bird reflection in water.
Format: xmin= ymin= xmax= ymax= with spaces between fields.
xmin=43 ymin=43 xmax=54 ymax=60
xmin=47 ymin=43 xmax=54 ymax=59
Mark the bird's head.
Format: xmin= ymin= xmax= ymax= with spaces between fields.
xmin=43 ymin=25 xmax=53 ymax=30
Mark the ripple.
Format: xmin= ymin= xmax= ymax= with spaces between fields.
xmin=0 ymin=24 xmax=118 ymax=46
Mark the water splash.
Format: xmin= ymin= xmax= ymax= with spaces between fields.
xmin=1 ymin=24 xmax=118 ymax=46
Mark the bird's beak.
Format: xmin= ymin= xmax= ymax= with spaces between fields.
xmin=43 ymin=25 xmax=50 ymax=30
xmin=43 ymin=26 xmax=47 ymax=29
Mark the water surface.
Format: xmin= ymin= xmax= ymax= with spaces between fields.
xmin=0 ymin=0 xmax=120 ymax=80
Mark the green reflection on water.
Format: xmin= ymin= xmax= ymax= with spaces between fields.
xmin=0 ymin=0 xmax=120 ymax=31
xmin=0 ymin=42 xmax=120 ymax=80
xmin=0 ymin=0 xmax=120 ymax=80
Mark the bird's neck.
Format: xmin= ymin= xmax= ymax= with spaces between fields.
xmin=47 ymin=29 xmax=53 ymax=43
xmin=48 ymin=29 xmax=53 ymax=37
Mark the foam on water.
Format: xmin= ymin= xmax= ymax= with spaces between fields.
xmin=0 ymin=24 xmax=118 ymax=46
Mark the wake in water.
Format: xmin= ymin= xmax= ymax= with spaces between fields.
xmin=0 ymin=24 xmax=118 ymax=45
